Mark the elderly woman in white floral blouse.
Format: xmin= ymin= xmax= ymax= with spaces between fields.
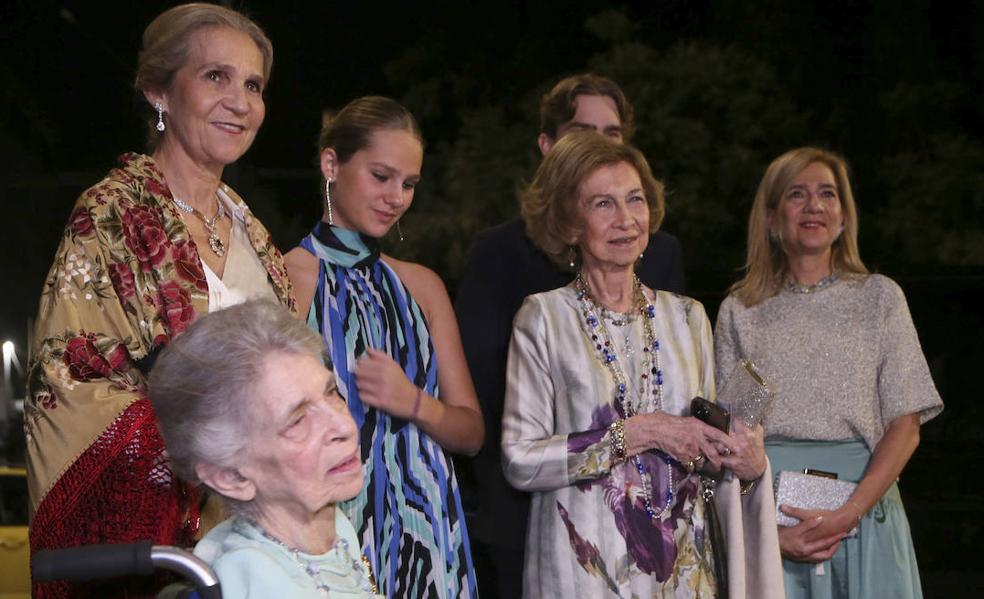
xmin=502 ymin=131 xmax=783 ymax=598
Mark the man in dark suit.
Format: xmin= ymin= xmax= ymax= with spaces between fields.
xmin=454 ymin=74 xmax=685 ymax=598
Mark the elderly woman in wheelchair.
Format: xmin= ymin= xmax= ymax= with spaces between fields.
xmin=149 ymin=300 xmax=382 ymax=598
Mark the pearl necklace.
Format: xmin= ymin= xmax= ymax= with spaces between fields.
xmin=239 ymin=518 xmax=378 ymax=597
xmin=785 ymin=273 xmax=838 ymax=294
xmin=574 ymin=274 xmax=675 ymax=520
xmin=172 ymin=195 xmax=226 ymax=257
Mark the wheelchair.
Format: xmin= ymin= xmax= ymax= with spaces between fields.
xmin=33 ymin=541 xmax=221 ymax=598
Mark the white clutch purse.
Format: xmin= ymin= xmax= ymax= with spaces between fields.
xmin=774 ymin=470 xmax=858 ymax=535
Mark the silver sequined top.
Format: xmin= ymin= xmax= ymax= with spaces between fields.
xmin=714 ymin=274 xmax=943 ymax=450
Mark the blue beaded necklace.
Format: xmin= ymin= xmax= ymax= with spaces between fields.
xmin=575 ymin=274 xmax=675 ymax=520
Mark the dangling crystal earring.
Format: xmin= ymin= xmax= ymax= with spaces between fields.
xmin=155 ymin=102 xmax=165 ymax=132
xmin=567 ymin=246 xmax=576 ymax=269
xmin=396 ymin=220 xmax=404 ymax=242
xmin=325 ymin=177 xmax=334 ymax=225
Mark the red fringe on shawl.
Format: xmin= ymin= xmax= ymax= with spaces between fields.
xmin=30 ymin=398 xmax=200 ymax=598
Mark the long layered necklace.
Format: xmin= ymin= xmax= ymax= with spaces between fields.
xmin=574 ymin=273 xmax=675 ymax=520
xmin=172 ymin=195 xmax=226 ymax=257
xmin=239 ymin=518 xmax=378 ymax=597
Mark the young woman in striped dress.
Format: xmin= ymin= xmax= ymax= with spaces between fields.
xmin=284 ymin=96 xmax=482 ymax=599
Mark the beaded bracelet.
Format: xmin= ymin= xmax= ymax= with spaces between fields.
xmin=609 ymin=419 xmax=627 ymax=464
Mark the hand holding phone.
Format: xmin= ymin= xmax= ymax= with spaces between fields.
xmin=691 ymin=396 xmax=731 ymax=433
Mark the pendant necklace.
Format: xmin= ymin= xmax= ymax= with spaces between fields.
xmin=600 ymin=306 xmax=638 ymax=356
xmin=172 ymin=195 xmax=226 ymax=257
xmin=575 ymin=273 xmax=675 ymax=520
xmin=238 ymin=518 xmax=378 ymax=597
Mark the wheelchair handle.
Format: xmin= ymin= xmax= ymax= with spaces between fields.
xmin=33 ymin=541 xmax=222 ymax=599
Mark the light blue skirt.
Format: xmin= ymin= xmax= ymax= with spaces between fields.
xmin=766 ymin=440 xmax=923 ymax=599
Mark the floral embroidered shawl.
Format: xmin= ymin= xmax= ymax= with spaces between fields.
xmin=25 ymin=153 xmax=294 ymax=598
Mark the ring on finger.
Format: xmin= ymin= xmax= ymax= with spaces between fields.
xmin=721 ymin=447 xmax=732 ymax=456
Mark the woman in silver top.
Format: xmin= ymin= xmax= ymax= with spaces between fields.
xmin=715 ymin=147 xmax=943 ymax=599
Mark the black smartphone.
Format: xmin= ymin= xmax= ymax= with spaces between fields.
xmin=691 ymin=396 xmax=731 ymax=433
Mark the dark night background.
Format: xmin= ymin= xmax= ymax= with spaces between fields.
xmin=1 ymin=0 xmax=982 ymax=596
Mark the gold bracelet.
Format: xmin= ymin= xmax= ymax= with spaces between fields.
xmin=609 ymin=419 xmax=626 ymax=464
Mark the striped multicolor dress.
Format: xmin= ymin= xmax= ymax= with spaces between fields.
xmin=299 ymin=222 xmax=477 ymax=599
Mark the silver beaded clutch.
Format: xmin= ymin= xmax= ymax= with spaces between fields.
xmin=774 ymin=470 xmax=858 ymax=535
xmin=717 ymin=359 xmax=775 ymax=427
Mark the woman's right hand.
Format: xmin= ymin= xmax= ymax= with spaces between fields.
xmin=623 ymin=412 xmax=735 ymax=471
xmin=354 ymin=348 xmax=419 ymax=420
xmin=777 ymin=505 xmax=849 ymax=563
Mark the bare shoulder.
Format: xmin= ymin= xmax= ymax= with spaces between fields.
xmin=284 ymin=247 xmax=320 ymax=319
xmin=383 ymin=254 xmax=449 ymax=313
xmin=284 ymin=247 xmax=319 ymax=281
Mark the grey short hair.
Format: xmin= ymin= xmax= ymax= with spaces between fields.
xmin=149 ymin=300 xmax=325 ymax=512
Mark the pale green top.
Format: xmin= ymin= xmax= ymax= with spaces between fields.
xmin=193 ymin=509 xmax=382 ymax=599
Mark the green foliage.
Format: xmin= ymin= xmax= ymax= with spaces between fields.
xmin=380 ymin=6 xmax=983 ymax=287
xmin=877 ymin=134 xmax=984 ymax=265
xmin=584 ymin=8 xmax=638 ymax=44
xmin=869 ymin=80 xmax=984 ymax=267
xmin=589 ymin=41 xmax=808 ymax=277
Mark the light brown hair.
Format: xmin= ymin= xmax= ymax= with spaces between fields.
xmin=521 ymin=131 xmax=664 ymax=269
xmin=318 ymin=96 xmax=423 ymax=201
xmin=319 ymin=96 xmax=423 ymax=164
xmin=730 ymin=147 xmax=869 ymax=306
xmin=134 ymin=3 xmax=273 ymax=149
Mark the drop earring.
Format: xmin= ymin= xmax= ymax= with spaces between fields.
xmin=325 ymin=177 xmax=334 ymax=225
xmin=567 ymin=246 xmax=576 ymax=269
xmin=155 ymin=102 xmax=165 ymax=132
xmin=396 ymin=220 xmax=404 ymax=242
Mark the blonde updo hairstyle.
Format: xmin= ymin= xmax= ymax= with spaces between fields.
xmin=521 ymin=131 xmax=665 ymax=269
xmin=318 ymin=96 xmax=423 ymax=201
xmin=730 ymin=147 xmax=868 ymax=306
xmin=134 ymin=3 xmax=273 ymax=149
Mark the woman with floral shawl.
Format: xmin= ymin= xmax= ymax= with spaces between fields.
xmin=26 ymin=5 xmax=293 ymax=598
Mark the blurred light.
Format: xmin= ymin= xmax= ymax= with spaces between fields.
xmin=2 ymin=341 xmax=12 ymax=361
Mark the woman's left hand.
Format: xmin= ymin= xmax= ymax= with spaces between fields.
xmin=720 ymin=421 xmax=767 ymax=481
xmin=780 ymin=504 xmax=859 ymax=544
xmin=355 ymin=348 xmax=419 ymax=420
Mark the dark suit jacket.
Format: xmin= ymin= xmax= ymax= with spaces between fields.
xmin=454 ymin=215 xmax=685 ymax=549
